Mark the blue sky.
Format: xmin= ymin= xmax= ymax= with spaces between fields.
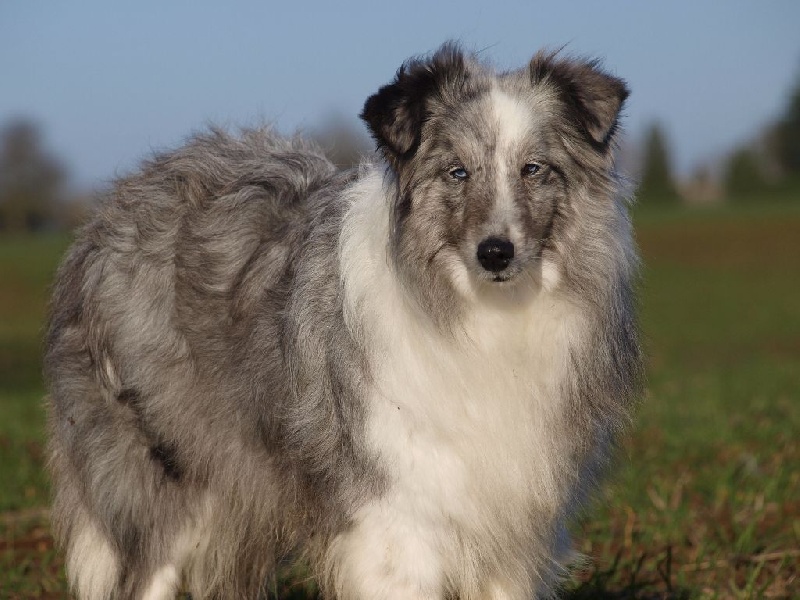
xmin=2 ymin=1 xmax=799 ymax=190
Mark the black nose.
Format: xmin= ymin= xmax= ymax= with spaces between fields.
xmin=477 ymin=237 xmax=515 ymax=272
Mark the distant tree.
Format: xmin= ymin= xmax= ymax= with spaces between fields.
xmin=722 ymin=146 xmax=771 ymax=201
xmin=0 ymin=119 xmax=66 ymax=233
xmin=309 ymin=113 xmax=373 ymax=170
xmin=637 ymin=122 xmax=679 ymax=204
xmin=772 ymin=71 xmax=800 ymax=176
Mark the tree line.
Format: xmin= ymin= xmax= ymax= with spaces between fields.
xmin=639 ymin=67 xmax=800 ymax=205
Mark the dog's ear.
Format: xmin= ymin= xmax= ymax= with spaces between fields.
xmin=361 ymin=43 xmax=467 ymax=167
xmin=530 ymin=52 xmax=629 ymax=151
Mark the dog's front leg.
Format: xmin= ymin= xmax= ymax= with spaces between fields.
xmin=324 ymin=501 xmax=445 ymax=600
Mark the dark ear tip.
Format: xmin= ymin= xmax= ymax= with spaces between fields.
xmin=612 ymin=76 xmax=631 ymax=104
xmin=359 ymin=91 xmax=380 ymax=127
xmin=359 ymin=58 xmax=415 ymax=129
xmin=359 ymin=77 xmax=419 ymax=160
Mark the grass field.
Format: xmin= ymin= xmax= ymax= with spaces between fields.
xmin=1 ymin=201 xmax=799 ymax=598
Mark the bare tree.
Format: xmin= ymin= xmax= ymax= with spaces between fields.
xmin=0 ymin=119 xmax=66 ymax=233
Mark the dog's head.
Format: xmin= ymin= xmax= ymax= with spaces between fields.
xmin=361 ymin=43 xmax=628 ymax=307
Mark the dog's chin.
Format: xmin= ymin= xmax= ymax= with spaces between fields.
xmin=473 ymin=266 xmax=528 ymax=289
xmin=472 ymin=262 xmax=526 ymax=285
xmin=467 ymin=256 xmax=560 ymax=300
xmin=464 ymin=266 xmax=544 ymax=309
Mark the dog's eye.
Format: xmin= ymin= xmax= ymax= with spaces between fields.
xmin=449 ymin=167 xmax=469 ymax=181
xmin=521 ymin=163 xmax=541 ymax=177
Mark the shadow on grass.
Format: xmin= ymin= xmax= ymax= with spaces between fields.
xmin=563 ymin=548 xmax=692 ymax=600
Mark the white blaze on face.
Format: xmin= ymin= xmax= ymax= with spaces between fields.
xmin=488 ymin=87 xmax=534 ymax=237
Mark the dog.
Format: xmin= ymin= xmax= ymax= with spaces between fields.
xmin=46 ymin=43 xmax=641 ymax=599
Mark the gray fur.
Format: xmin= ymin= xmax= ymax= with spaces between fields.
xmin=46 ymin=45 xmax=641 ymax=599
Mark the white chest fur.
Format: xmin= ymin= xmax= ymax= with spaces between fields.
xmin=366 ymin=299 xmax=575 ymax=524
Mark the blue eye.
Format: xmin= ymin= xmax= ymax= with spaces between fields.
xmin=449 ymin=167 xmax=469 ymax=181
xmin=522 ymin=163 xmax=541 ymax=177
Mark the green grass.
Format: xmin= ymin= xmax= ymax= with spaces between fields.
xmin=1 ymin=202 xmax=799 ymax=598
xmin=0 ymin=234 xmax=71 ymax=515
